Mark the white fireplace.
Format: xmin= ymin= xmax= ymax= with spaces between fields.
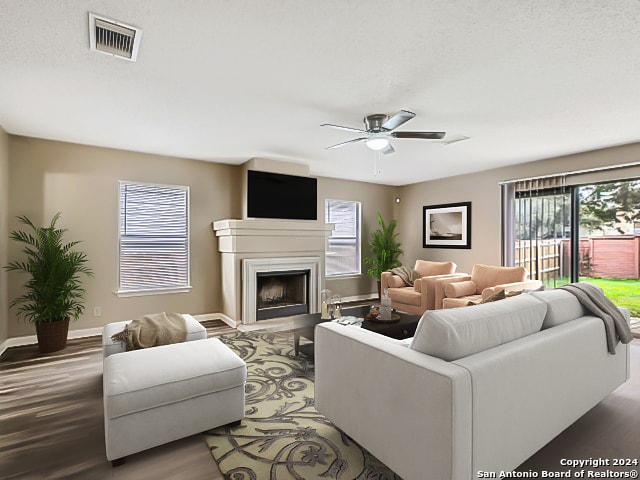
xmin=213 ymin=219 xmax=333 ymax=325
xmin=243 ymin=256 xmax=321 ymax=323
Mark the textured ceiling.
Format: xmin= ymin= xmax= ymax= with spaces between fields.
xmin=1 ymin=1 xmax=640 ymax=185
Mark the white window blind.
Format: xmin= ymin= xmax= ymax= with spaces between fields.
xmin=325 ymin=199 xmax=361 ymax=276
xmin=119 ymin=182 xmax=190 ymax=293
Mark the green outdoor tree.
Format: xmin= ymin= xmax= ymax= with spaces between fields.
xmin=579 ymin=180 xmax=640 ymax=234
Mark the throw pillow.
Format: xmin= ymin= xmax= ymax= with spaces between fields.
xmin=467 ymin=289 xmax=506 ymax=306
xmin=411 ymin=294 xmax=548 ymax=361
xmin=529 ymin=289 xmax=587 ymax=329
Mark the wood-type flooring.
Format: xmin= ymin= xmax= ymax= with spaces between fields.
xmin=1 ymin=320 xmax=639 ymax=479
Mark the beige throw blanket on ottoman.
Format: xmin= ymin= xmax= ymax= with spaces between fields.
xmin=111 ymin=312 xmax=187 ymax=351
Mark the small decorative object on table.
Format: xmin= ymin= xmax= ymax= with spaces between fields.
xmin=380 ymin=288 xmax=392 ymax=320
xmin=367 ymin=306 xmax=379 ymax=320
xmin=332 ymin=294 xmax=342 ymax=319
xmin=321 ymin=289 xmax=332 ymax=319
xmin=332 ymin=316 xmax=363 ymax=327
xmin=365 ymin=304 xmax=400 ymax=323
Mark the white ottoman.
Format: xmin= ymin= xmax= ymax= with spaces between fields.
xmin=102 ymin=314 xmax=207 ymax=357
xmin=103 ymin=338 xmax=246 ymax=465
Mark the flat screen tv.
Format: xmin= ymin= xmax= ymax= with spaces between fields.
xmin=247 ymin=170 xmax=317 ymax=220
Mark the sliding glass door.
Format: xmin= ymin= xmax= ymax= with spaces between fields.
xmin=577 ymin=180 xmax=640 ymax=319
xmin=507 ymin=177 xmax=639 ymax=318
xmin=514 ymin=187 xmax=572 ymax=287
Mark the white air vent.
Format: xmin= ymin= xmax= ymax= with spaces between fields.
xmin=89 ymin=13 xmax=142 ymax=62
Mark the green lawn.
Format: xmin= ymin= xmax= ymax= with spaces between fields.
xmin=582 ymin=277 xmax=640 ymax=317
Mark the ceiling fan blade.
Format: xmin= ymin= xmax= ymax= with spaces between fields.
xmin=391 ymin=131 xmax=446 ymax=140
xmin=440 ymin=134 xmax=470 ymax=145
xmin=381 ymin=143 xmax=395 ymax=155
xmin=325 ymin=137 xmax=368 ymax=150
xmin=381 ymin=110 xmax=415 ymax=131
xmin=321 ymin=123 xmax=367 ymax=134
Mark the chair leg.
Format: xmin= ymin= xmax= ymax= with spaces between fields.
xmin=111 ymin=457 xmax=126 ymax=467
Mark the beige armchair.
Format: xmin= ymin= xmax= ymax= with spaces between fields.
xmin=437 ymin=264 xmax=542 ymax=309
xmin=380 ymin=260 xmax=466 ymax=314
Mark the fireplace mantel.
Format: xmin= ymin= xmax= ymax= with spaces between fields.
xmin=212 ymin=219 xmax=333 ymax=324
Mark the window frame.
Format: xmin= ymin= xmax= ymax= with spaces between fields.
xmin=116 ymin=180 xmax=192 ymax=297
xmin=324 ymin=199 xmax=362 ymax=278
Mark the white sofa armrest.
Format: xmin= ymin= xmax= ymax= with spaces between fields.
xmin=314 ymin=322 xmax=473 ymax=480
xmin=453 ymin=315 xmax=630 ymax=474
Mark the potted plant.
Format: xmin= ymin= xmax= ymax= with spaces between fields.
xmin=364 ymin=211 xmax=403 ymax=298
xmin=5 ymin=213 xmax=93 ymax=353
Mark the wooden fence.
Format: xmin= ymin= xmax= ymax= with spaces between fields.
xmin=515 ymin=239 xmax=564 ymax=286
xmin=515 ymin=236 xmax=640 ymax=282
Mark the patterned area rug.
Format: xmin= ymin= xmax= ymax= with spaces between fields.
xmin=204 ymin=331 xmax=400 ymax=480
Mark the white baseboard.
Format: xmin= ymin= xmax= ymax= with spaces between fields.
xmin=0 ymin=326 xmax=104 ymax=358
xmin=1 ymin=300 xmax=385 ymax=356
xmin=0 ymin=312 xmax=241 ymax=358
xmin=341 ymin=293 xmax=378 ymax=303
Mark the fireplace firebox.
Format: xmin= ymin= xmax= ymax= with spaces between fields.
xmin=256 ymin=270 xmax=309 ymax=320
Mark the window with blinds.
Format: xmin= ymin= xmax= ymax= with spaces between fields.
xmin=325 ymin=199 xmax=361 ymax=277
xmin=118 ymin=181 xmax=190 ymax=293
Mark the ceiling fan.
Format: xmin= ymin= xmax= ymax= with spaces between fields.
xmin=321 ymin=110 xmax=447 ymax=155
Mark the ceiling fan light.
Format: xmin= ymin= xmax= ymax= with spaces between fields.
xmin=365 ymin=137 xmax=390 ymax=151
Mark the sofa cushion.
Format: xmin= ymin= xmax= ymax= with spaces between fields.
xmin=410 ymin=295 xmax=547 ymax=361
xmin=471 ymin=264 xmax=526 ymax=294
xmin=468 ymin=289 xmax=507 ymax=306
xmin=388 ymin=286 xmax=421 ymax=306
xmin=414 ymin=260 xmax=456 ymax=277
xmin=103 ymin=338 xmax=246 ymax=419
xmin=529 ymin=289 xmax=586 ymax=329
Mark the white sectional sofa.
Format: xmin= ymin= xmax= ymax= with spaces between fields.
xmin=314 ymin=290 xmax=631 ymax=480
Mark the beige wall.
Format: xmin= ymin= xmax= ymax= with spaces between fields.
xmin=396 ymin=143 xmax=640 ymax=275
xmin=4 ymin=136 xmax=392 ymax=339
xmin=10 ymin=132 xmax=633 ymax=338
xmin=7 ymin=136 xmax=242 ymax=337
xmin=318 ymin=176 xmax=395 ymax=298
xmin=0 ymin=127 xmax=9 ymax=346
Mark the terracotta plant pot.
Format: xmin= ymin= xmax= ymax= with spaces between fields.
xmin=35 ymin=318 xmax=70 ymax=353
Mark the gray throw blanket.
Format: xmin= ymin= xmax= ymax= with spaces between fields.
xmin=559 ymin=283 xmax=633 ymax=354
xmin=111 ymin=312 xmax=187 ymax=351
xmin=390 ymin=266 xmax=421 ymax=286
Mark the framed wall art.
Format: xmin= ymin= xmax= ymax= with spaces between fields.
xmin=423 ymin=202 xmax=471 ymax=249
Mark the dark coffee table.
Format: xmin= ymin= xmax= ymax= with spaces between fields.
xmin=293 ymin=305 xmax=421 ymax=358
